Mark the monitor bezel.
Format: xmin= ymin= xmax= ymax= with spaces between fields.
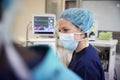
xmin=32 ymin=14 xmax=56 ymax=36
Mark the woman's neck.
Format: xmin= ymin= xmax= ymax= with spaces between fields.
xmin=75 ymin=39 xmax=89 ymax=53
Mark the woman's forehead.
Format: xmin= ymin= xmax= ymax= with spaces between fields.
xmin=58 ymin=19 xmax=82 ymax=32
xmin=59 ymin=19 xmax=69 ymax=23
xmin=58 ymin=19 xmax=74 ymax=27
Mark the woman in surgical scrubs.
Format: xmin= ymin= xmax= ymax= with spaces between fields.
xmin=58 ymin=8 xmax=105 ymax=80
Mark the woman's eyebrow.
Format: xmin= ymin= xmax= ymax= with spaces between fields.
xmin=62 ymin=26 xmax=67 ymax=29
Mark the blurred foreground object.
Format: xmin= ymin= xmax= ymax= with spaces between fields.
xmin=0 ymin=0 xmax=82 ymax=80
xmin=0 ymin=44 xmax=82 ymax=80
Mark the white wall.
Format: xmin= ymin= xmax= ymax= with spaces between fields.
xmin=12 ymin=0 xmax=45 ymax=45
xmin=82 ymin=1 xmax=120 ymax=32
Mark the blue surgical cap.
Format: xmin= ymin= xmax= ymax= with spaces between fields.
xmin=60 ymin=8 xmax=93 ymax=32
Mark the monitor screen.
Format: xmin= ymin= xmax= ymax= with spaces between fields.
xmin=32 ymin=14 xmax=56 ymax=36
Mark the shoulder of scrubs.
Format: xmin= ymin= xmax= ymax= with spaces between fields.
xmin=69 ymin=44 xmax=105 ymax=80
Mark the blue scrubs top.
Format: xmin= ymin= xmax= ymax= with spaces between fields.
xmin=68 ymin=44 xmax=105 ymax=80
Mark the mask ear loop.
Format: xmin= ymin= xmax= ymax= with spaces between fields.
xmin=74 ymin=33 xmax=89 ymax=48
xmin=1 ymin=0 xmax=31 ymax=79
xmin=74 ymin=32 xmax=88 ymax=41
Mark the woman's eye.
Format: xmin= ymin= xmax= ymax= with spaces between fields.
xmin=63 ymin=29 xmax=69 ymax=32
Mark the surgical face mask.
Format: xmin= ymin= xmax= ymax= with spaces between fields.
xmin=59 ymin=32 xmax=85 ymax=51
